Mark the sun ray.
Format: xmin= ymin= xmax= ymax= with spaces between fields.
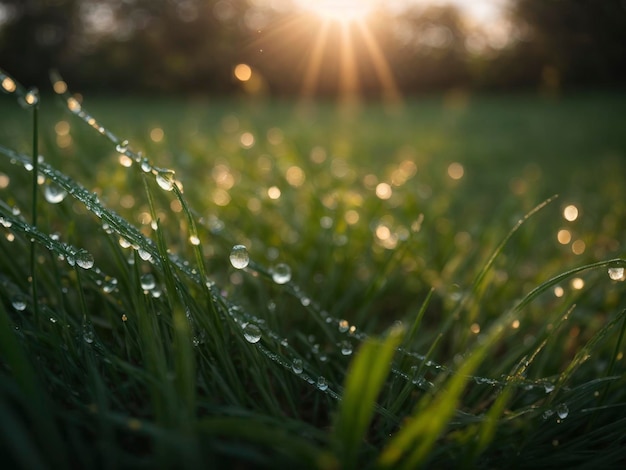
xmin=300 ymin=22 xmax=331 ymax=100
xmin=356 ymin=22 xmax=403 ymax=109
xmin=293 ymin=0 xmax=379 ymax=24
xmin=338 ymin=24 xmax=360 ymax=110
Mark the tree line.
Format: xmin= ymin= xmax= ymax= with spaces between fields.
xmin=1 ymin=0 xmax=625 ymax=96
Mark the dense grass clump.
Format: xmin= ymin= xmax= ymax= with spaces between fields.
xmin=0 ymin=68 xmax=625 ymax=468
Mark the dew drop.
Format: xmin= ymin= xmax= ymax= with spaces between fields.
xmin=292 ymin=358 xmax=303 ymax=374
xmin=12 ymin=297 xmax=27 ymax=311
xmin=608 ymin=266 xmax=625 ymax=281
xmin=20 ymin=88 xmax=39 ymax=108
xmin=1 ymin=76 xmax=16 ymax=93
xmin=316 ymin=376 xmax=328 ymax=391
xmin=543 ymin=382 xmax=555 ymax=394
xmin=138 ymin=248 xmax=152 ymax=261
xmin=338 ymin=319 xmax=349 ymax=333
xmin=82 ymin=324 xmax=95 ymax=344
xmin=141 ymin=159 xmax=152 ymax=173
xmin=243 ymin=323 xmax=261 ymax=343
xmin=140 ymin=273 xmax=156 ymax=291
xmin=75 ymin=249 xmax=94 ymax=269
xmin=340 ymin=340 xmax=353 ymax=356
xmin=43 ymin=184 xmax=67 ymax=204
xmin=115 ymin=140 xmax=129 ymax=154
xmin=271 ymin=263 xmax=291 ymax=284
xmin=67 ymin=97 xmax=81 ymax=114
xmin=556 ymin=403 xmax=569 ymax=419
xmin=0 ymin=217 xmax=12 ymax=228
xmin=189 ymin=235 xmax=201 ymax=246
xmin=229 ymin=245 xmax=249 ymax=269
xmin=155 ymin=169 xmax=175 ymax=191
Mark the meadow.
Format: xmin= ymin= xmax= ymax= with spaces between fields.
xmin=0 ymin=75 xmax=625 ymax=468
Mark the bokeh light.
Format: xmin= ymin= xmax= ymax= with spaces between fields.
xmin=234 ymin=64 xmax=253 ymax=82
xmin=563 ymin=205 xmax=579 ymax=222
xmin=447 ymin=162 xmax=464 ymax=180
xmin=268 ymin=186 xmax=281 ymax=200
xmin=375 ymin=182 xmax=392 ymax=200
xmin=557 ymin=229 xmax=571 ymax=245
xmin=150 ymin=127 xmax=164 ymax=142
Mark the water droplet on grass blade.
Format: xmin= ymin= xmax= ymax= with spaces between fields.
xmin=271 ymin=263 xmax=291 ymax=284
xmin=75 ymin=249 xmax=94 ymax=269
xmin=189 ymin=235 xmax=201 ymax=246
xmin=243 ymin=323 xmax=261 ymax=343
xmin=338 ymin=319 xmax=349 ymax=333
xmin=43 ymin=184 xmax=68 ymax=204
xmin=115 ymin=140 xmax=129 ymax=154
xmin=292 ymin=358 xmax=303 ymax=374
xmin=543 ymin=382 xmax=555 ymax=393
xmin=155 ymin=169 xmax=175 ymax=191
xmin=556 ymin=403 xmax=569 ymax=419
xmin=19 ymin=88 xmax=39 ymax=108
xmin=608 ymin=266 xmax=625 ymax=281
xmin=12 ymin=297 xmax=27 ymax=311
xmin=140 ymin=273 xmax=156 ymax=291
xmin=230 ymin=245 xmax=249 ymax=269
xmin=138 ymin=248 xmax=152 ymax=261
xmin=67 ymin=97 xmax=81 ymax=114
xmin=1 ymin=76 xmax=16 ymax=93
xmin=83 ymin=324 xmax=95 ymax=344
xmin=316 ymin=376 xmax=328 ymax=391
xmin=340 ymin=340 xmax=353 ymax=356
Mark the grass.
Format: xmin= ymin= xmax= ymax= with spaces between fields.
xmin=0 ymin=68 xmax=625 ymax=468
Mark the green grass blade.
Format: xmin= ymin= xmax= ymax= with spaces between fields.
xmin=0 ymin=302 xmax=68 ymax=468
xmin=197 ymin=416 xmax=331 ymax=468
xmin=143 ymin=176 xmax=196 ymax=427
xmin=30 ymin=95 xmax=40 ymax=324
xmin=333 ymin=325 xmax=403 ymax=468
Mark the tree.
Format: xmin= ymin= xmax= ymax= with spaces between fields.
xmin=509 ymin=0 xmax=626 ymax=87
xmin=0 ymin=0 xmax=80 ymax=87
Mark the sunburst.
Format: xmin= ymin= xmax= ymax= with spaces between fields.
xmin=293 ymin=0 xmax=380 ymax=24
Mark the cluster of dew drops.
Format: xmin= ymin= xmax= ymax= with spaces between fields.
xmin=229 ymin=244 xmax=292 ymax=344
xmin=5 ymin=78 xmax=624 ymax=403
xmin=229 ymin=244 xmax=292 ymax=285
xmin=229 ymin=244 xmax=343 ymax=392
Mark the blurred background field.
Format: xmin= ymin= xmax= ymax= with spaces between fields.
xmin=1 ymin=89 xmax=625 ymax=331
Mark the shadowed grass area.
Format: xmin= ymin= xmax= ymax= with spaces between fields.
xmin=0 ymin=70 xmax=625 ymax=468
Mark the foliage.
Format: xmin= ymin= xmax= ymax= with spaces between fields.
xmin=1 ymin=0 xmax=625 ymax=95
xmin=0 ymin=69 xmax=625 ymax=468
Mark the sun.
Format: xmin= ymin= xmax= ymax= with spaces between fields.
xmin=293 ymin=0 xmax=380 ymax=24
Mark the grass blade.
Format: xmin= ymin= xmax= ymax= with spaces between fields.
xmin=333 ymin=325 xmax=403 ymax=468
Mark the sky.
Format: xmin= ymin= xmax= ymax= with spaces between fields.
xmin=384 ymin=0 xmax=509 ymax=24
